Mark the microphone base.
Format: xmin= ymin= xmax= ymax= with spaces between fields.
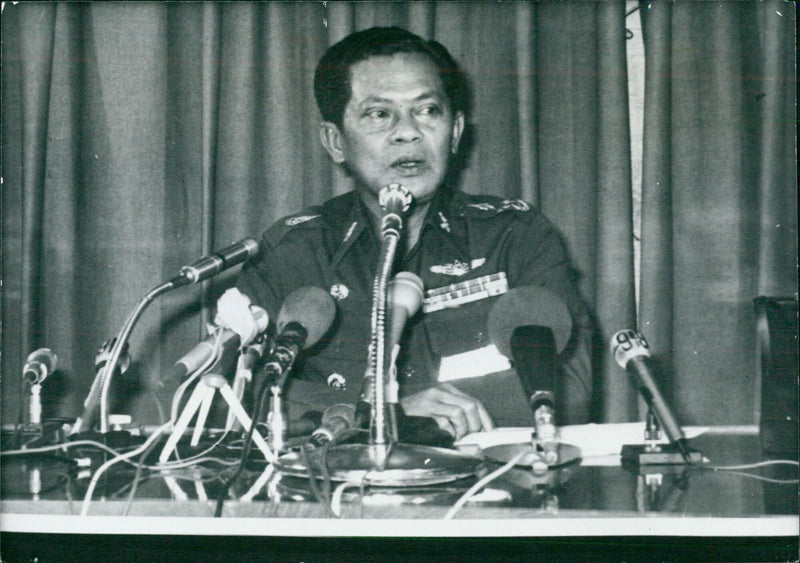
xmin=481 ymin=442 xmax=582 ymax=471
xmin=621 ymin=443 xmax=704 ymax=465
xmin=275 ymin=442 xmax=484 ymax=487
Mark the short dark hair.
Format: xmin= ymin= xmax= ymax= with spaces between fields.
xmin=313 ymin=27 xmax=470 ymax=128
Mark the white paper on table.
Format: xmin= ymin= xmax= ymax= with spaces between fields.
xmin=456 ymin=422 xmax=709 ymax=465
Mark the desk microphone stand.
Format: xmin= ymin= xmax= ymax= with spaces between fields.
xmin=159 ymin=372 xmax=272 ymax=463
xmin=621 ymin=409 xmax=703 ymax=465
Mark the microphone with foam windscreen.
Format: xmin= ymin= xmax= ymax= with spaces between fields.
xmin=358 ymin=272 xmax=424 ymax=431
xmin=387 ymin=272 xmax=424 ymax=375
xmin=260 ymin=286 xmax=336 ymax=388
xmin=489 ymin=286 xmax=573 ymax=463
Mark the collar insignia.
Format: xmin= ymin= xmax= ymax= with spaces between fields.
xmin=342 ymin=221 xmax=358 ymax=243
xmin=501 ymin=199 xmax=530 ymax=212
xmin=437 ymin=212 xmax=451 ymax=233
xmin=466 ymin=202 xmax=497 ymax=212
xmin=285 ymin=214 xmax=320 ymax=227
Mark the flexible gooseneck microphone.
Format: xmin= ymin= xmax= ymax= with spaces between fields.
xmin=357 ymin=271 xmax=424 ymax=440
xmin=362 ymin=185 xmax=413 ymax=445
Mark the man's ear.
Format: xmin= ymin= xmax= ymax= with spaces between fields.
xmin=320 ymin=121 xmax=346 ymax=164
xmin=451 ymin=111 xmax=465 ymax=154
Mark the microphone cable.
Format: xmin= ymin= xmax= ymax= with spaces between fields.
xmin=80 ymin=421 xmax=172 ymax=516
xmin=298 ymin=442 xmax=338 ymax=518
xmin=684 ymin=456 xmax=798 ymax=484
xmin=213 ymin=376 xmax=275 ymax=517
xmin=443 ymin=449 xmax=528 ymax=520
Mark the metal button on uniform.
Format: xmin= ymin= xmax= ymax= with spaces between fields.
xmin=327 ymin=373 xmax=346 ymax=390
xmin=330 ymin=284 xmax=349 ymax=301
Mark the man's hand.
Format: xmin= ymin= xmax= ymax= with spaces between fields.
xmin=399 ymin=383 xmax=494 ymax=440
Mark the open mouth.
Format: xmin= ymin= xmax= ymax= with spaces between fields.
xmin=391 ymin=157 xmax=427 ymax=174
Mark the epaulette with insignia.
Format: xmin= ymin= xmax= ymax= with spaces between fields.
xmin=455 ymin=194 xmax=533 ymax=219
xmin=264 ymin=208 xmax=323 ymax=247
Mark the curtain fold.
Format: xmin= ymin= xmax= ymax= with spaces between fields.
xmin=639 ymin=0 xmax=797 ymax=425
xmin=0 ymin=1 xmax=693 ymax=428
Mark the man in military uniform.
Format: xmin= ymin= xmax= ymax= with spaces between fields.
xmin=238 ymin=27 xmax=593 ymax=440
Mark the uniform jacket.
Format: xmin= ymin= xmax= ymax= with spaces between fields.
xmin=238 ymin=187 xmax=594 ymax=424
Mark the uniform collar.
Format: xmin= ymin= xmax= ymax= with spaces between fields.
xmin=325 ymin=188 xmax=468 ymax=270
xmin=420 ymin=188 xmax=469 ymax=254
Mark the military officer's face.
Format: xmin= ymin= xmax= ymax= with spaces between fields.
xmin=321 ymin=53 xmax=464 ymax=207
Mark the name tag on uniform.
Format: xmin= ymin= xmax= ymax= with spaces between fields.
xmin=438 ymin=344 xmax=512 ymax=382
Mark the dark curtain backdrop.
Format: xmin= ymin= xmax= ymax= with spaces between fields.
xmin=1 ymin=1 xmax=792 ymax=429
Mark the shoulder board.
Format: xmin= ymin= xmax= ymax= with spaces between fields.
xmin=455 ymin=194 xmax=533 ymax=219
xmin=264 ymin=208 xmax=323 ymax=247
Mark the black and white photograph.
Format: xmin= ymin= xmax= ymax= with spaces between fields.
xmin=1 ymin=1 xmax=797 ymax=561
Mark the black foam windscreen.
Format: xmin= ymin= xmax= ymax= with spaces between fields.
xmin=510 ymin=325 xmax=559 ymax=406
xmin=488 ymin=285 xmax=572 ymax=358
xmin=276 ymin=286 xmax=336 ymax=348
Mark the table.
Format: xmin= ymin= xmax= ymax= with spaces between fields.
xmin=1 ymin=424 xmax=797 ymax=561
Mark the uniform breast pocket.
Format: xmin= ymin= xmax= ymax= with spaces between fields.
xmin=298 ymin=293 xmax=372 ymax=392
xmin=324 ymin=294 xmax=372 ymax=360
xmin=423 ymin=297 xmax=500 ymax=359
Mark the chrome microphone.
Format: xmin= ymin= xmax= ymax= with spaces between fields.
xmin=23 ymin=348 xmax=57 ymax=426
xmin=23 ymin=348 xmax=58 ymax=385
xmin=174 ymin=238 xmax=260 ymax=285
xmin=260 ymin=286 xmax=336 ymax=387
xmin=379 ymin=184 xmax=412 ymax=239
xmin=309 ymin=403 xmax=357 ymax=447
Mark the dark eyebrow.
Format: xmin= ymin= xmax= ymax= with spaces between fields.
xmin=357 ymin=91 xmax=444 ymax=107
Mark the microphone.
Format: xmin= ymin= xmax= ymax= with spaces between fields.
xmin=488 ymin=286 xmax=573 ymax=359
xmin=23 ymin=348 xmax=58 ymax=385
xmin=387 ymin=272 xmax=424 ymax=358
xmin=511 ymin=326 xmax=559 ymax=464
xmin=23 ymin=348 xmax=57 ymax=426
xmin=70 ymin=340 xmax=134 ymax=434
xmin=379 ymin=184 xmax=412 ymax=239
xmin=489 ymin=286 xmax=573 ymax=464
xmin=260 ymin=286 xmax=336 ymax=386
xmin=94 ymin=338 xmax=131 ymax=380
xmin=357 ymin=272 xmax=423 ymax=417
xmin=165 ymin=306 xmax=268 ymax=381
xmin=309 ymin=403 xmax=357 ymax=447
xmin=611 ymin=329 xmax=692 ymax=460
xmin=174 ymin=238 xmax=260 ymax=286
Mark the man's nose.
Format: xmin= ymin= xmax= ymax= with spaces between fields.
xmin=390 ymin=112 xmax=422 ymax=144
